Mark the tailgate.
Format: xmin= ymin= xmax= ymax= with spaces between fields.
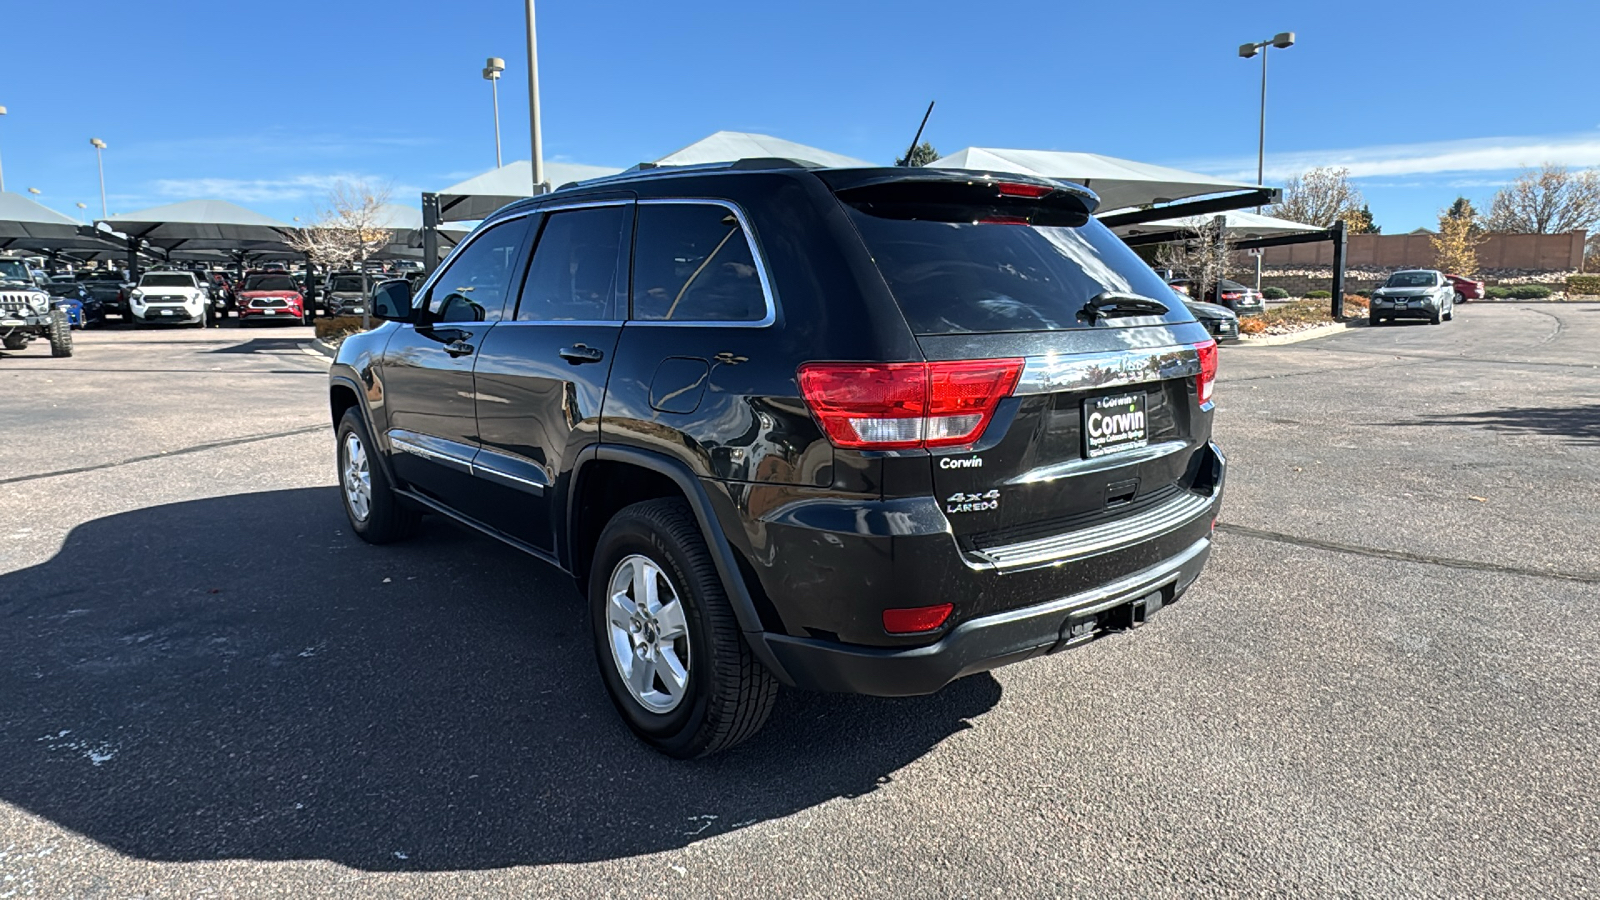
xmin=919 ymin=328 xmax=1215 ymax=558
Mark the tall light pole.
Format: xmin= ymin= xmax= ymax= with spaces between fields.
xmin=90 ymin=138 xmax=108 ymax=218
xmin=0 ymin=105 xmax=8 ymax=192
xmin=525 ymin=0 xmax=545 ymax=192
xmin=76 ymin=202 xmax=88 ymax=223
xmin=1239 ymin=31 xmax=1295 ymax=290
xmin=483 ymin=57 xmax=505 ymax=168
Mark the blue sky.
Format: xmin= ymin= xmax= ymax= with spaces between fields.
xmin=3 ymin=0 xmax=1595 ymax=232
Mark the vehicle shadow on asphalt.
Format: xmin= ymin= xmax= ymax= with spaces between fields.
xmin=204 ymin=338 xmax=316 ymax=355
xmin=1403 ymin=403 xmax=1600 ymax=447
xmin=0 ymin=487 xmax=1000 ymax=871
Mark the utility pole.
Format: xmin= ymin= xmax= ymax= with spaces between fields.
xmin=91 ymin=138 xmax=109 ymax=218
xmin=525 ymin=0 xmax=545 ymax=192
xmin=0 ymin=106 xmax=8 ymax=193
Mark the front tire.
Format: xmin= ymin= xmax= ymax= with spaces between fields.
xmin=336 ymin=408 xmax=421 ymax=544
xmin=590 ymin=499 xmax=777 ymax=758
xmin=49 ymin=308 xmax=74 ymax=357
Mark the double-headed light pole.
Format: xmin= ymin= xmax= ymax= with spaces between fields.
xmin=1238 ymin=31 xmax=1294 ymax=288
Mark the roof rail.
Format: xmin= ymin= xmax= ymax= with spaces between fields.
xmin=551 ymin=157 xmax=827 ymax=193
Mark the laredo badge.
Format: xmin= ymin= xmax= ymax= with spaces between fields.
xmin=947 ymin=489 xmax=1000 ymax=514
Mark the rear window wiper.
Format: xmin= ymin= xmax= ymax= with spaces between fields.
xmin=1079 ymin=291 xmax=1170 ymax=322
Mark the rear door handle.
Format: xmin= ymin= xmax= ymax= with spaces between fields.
xmin=443 ymin=340 xmax=475 ymax=358
xmin=559 ymin=344 xmax=605 ymax=364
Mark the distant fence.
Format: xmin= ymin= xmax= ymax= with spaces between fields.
xmin=1257 ymin=230 xmax=1586 ymax=271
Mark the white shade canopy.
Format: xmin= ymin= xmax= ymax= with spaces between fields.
xmin=0 ymin=191 xmax=85 ymax=241
xmin=929 ymin=147 xmax=1262 ymax=215
xmin=1117 ymin=209 xmax=1321 ymax=238
xmin=653 ymin=131 xmax=873 ymax=169
xmin=99 ymin=199 xmax=297 ymax=251
xmin=436 ymin=161 xmax=625 ymax=222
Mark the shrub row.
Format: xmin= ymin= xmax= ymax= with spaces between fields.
xmin=1305 ymin=290 xmax=1331 ymax=299
xmin=1566 ymin=274 xmax=1600 ymax=296
xmin=1261 ymin=286 xmax=1290 ymax=300
xmin=1484 ymin=285 xmax=1554 ymax=299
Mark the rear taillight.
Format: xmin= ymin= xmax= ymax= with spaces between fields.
xmin=1196 ymin=339 xmax=1218 ymax=405
xmin=1220 ymin=291 xmax=1242 ymax=300
xmin=798 ymin=359 xmax=1024 ymax=450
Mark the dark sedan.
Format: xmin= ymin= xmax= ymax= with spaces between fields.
xmin=46 ymin=277 xmax=106 ymax=327
xmin=1184 ymin=299 xmax=1241 ymax=342
xmin=1168 ymin=278 xmax=1266 ymax=316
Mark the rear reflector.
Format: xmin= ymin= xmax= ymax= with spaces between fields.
xmin=997 ymin=182 xmax=1053 ymax=199
xmin=883 ymin=603 xmax=953 ymax=634
xmin=798 ymin=359 xmax=1023 ymax=450
xmin=1195 ymin=339 xmax=1218 ymax=405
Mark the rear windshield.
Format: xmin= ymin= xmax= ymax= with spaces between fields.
xmin=846 ymin=211 xmax=1191 ymax=334
xmin=142 ymin=273 xmax=195 ymax=287
xmin=245 ymin=275 xmax=298 ymax=291
xmin=330 ymin=276 xmax=365 ymax=292
xmin=1385 ymin=272 xmax=1437 ymax=287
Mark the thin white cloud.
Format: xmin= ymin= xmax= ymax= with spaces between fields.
xmin=149 ymin=173 xmax=405 ymax=205
xmin=1184 ymin=132 xmax=1600 ymax=182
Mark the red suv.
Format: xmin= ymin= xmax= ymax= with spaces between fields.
xmin=236 ymin=272 xmax=307 ymax=325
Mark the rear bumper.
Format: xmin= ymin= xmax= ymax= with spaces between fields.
xmin=759 ymin=534 xmax=1212 ymax=696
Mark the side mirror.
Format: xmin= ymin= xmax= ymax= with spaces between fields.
xmin=371 ymin=279 xmax=415 ymax=322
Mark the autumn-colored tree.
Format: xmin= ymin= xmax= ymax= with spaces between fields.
xmin=1432 ymin=206 xmax=1485 ymax=277
xmin=1445 ymin=196 xmax=1481 ymax=234
xmin=1342 ymin=203 xmax=1380 ymax=234
xmin=1269 ymin=167 xmax=1366 ymax=228
xmin=1483 ymin=164 xmax=1600 ymax=234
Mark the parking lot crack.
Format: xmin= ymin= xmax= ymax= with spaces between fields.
xmin=0 ymin=425 xmax=327 ymax=486
xmin=1216 ymin=522 xmax=1600 ymax=584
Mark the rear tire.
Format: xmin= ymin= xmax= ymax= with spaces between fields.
xmin=49 ymin=308 xmax=74 ymax=357
xmin=589 ymin=498 xmax=777 ymax=758
xmin=336 ymin=408 xmax=421 ymax=544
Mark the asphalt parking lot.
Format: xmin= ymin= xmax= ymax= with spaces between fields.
xmin=2 ymin=306 xmax=1596 ymax=898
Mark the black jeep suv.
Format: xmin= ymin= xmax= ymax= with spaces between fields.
xmin=328 ymin=160 xmax=1225 ymax=757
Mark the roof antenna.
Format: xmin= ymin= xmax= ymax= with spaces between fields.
xmin=899 ymin=101 xmax=935 ymax=167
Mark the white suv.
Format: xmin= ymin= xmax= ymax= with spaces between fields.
xmin=130 ymin=272 xmax=209 ymax=327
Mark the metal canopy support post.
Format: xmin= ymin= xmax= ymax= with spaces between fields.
xmin=1329 ymin=219 xmax=1348 ymax=319
xmin=304 ymin=252 xmax=317 ymax=322
xmin=421 ymin=192 xmax=441 ymax=276
xmin=125 ymin=235 xmax=140 ymax=281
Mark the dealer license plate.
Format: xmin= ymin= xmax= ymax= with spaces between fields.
xmin=160 ymin=309 xmax=175 ymax=316
xmin=1083 ymin=392 xmax=1149 ymax=459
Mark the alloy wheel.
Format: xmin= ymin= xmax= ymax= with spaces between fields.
xmin=605 ymin=554 xmax=692 ymax=714
xmin=341 ymin=432 xmax=372 ymax=522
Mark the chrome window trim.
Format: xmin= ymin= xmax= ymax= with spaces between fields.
xmin=628 ymin=198 xmax=778 ymax=328
xmin=411 ymin=208 xmax=542 ymax=314
xmin=1013 ymin=344 xmax=1202 ymax=396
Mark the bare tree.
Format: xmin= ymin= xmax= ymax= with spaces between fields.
xmin=287 ymin=181 xmax=394 ymax=271
xmin=1483 ymin=163 xmax=1600 ymax=234
xmin=1269 ymin=167 xmax=1366 ymax=228
xmin=1156 ymin=216 xmax=1235 ymax=301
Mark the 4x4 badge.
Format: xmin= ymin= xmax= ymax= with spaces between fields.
xmin=946 ymin=489 xmax=1000 ymax=514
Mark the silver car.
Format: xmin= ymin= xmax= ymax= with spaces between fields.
xmin=1369 ymin=269 xmax=1455 ymax=326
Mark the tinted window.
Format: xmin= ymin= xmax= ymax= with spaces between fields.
xmin=142 ymin=273 xmax=197 ymax=288
xmin=631 ymin=204 xmax=766 ymax=322
xmin=515 ymin=206 xmax=627 ymax=322
xmin=847 ymin=212 xmax=1190 ymax=334
xmin=426 ymin=217 xmax=529 ymax=323
xmin=330 ymin=275 xmax=365 ymax=292
xmin=244 ymin=275 xmax=298 ymax=291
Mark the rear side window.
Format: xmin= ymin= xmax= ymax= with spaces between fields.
xmin=516 ymin=205 xmax=628 ymax=321
xmin=631 ymin=203 xmax=767 ymax=323
xmin=846 ymin=211 xmax=1190 ymax=334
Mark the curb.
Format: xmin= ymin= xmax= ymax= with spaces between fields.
xmin=302 ymin=338 xmax=337 ymax=360
xmin=1237 ymin=319 xmax=1366 ymax=347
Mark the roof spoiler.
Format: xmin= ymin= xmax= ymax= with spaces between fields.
xmin=818 ymin=167 xmax=1100 ymax=226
